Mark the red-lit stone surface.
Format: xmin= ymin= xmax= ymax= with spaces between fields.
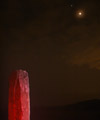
xmin=8 ymin=70 xmax=30 ymax=120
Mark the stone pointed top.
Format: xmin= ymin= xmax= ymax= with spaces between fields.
xmin=17 ymin=69 xmax=28 ymax=80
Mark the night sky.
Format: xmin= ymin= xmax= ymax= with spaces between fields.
xmin=0 ymin=0 xmax=100 ymax=110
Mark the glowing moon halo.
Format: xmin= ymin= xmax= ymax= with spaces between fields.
xmin=75 ymin=9 xmax=85 ymax=19
xmin=78 ymin=12 xmax=82 ymax=16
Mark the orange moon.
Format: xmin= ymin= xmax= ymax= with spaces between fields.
xmin=75 ymin=10 xmax=85 ymax=18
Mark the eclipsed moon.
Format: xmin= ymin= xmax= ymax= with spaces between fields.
xmin=78 ymin=12 xmax=82 ymax=16
xmin=75 ymin=10 xmax=85 ymax=18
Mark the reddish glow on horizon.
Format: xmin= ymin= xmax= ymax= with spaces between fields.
xmin=8 ymin=70 xmax=30 ymax=120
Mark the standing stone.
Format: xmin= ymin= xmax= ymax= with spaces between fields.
xmin=8 ymin=70 xmax=30 ymax=120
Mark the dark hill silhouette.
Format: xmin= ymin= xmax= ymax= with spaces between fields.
xmin=0 ymin=99 xmax=100 ymax=120
xmin=32 ymin=99 xmax=100 ymax=120
xmin=55 ymin=99 xmax=100 ymax=111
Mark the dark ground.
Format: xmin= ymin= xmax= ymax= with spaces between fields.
xmin=1 ymin=99 xmax=100 ymax=120
xmin=32 ymin=99 xmax=100 ymax=120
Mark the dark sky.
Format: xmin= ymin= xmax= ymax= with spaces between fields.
xmin=0 ymin=0 xmax=100 ymax=109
